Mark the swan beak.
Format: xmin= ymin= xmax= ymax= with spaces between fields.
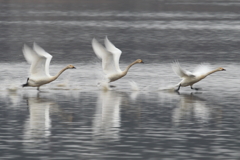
xmin=73 ymin=67 xmax=76 ymax=69
xmin=141 ymin=61 xmax=144 ymax=63
xmin=222 ymin=68 xmax=226 ymax=71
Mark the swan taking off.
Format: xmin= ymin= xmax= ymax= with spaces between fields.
xmin=92 ymin=37 xmax=144 ymax=83
xmin=172 ymin=62 xmax=225 ymax=91
xmin=22 ymin=42 xmax=76 ymax=91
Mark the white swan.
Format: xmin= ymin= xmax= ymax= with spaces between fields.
xmin=22 ymin=42 xmax=76 ymax=91
xmin=92 ymin=37 xmax=144 ymax=83
xmin=172 ymin=62 xmax=226 ymax=91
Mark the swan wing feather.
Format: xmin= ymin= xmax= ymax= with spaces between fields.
xmin=193 ymin=63 xmax=212 ymax=77
xmin=33 ymin=42 xmax=52 ymax=77
xmin=172 ymin=62 xmax=195 ymax=78
xmin=23 ymin=44 xmax=50 ymax=79
xmin=104 ymin=36 xmax=122 ymax=73
xmin=23 ymin=44 xmax=39 ymax=64
xmin=92 ymin=38 xmax=119 ymax=75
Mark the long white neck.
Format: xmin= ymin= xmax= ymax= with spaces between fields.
xmin=50 ymin=66 xmax=69 ymax=82
xmin=122 ymin=60 xmax=139 ymax=77
xmin=200 ymin=68 xmax=220 ymax=79
xmin=108 ymin=60 xmax=140 ymax=82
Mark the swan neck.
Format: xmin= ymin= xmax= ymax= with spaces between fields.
xmin=51 ymin=66 xmax=69 ymax=81
xmin=203 ymin=68 xmax=220 ymax=77
xmin=123 ymin=60 xmax=138 ymax=75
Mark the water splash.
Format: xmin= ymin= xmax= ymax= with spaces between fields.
xmin=129 ymin=81 xmax=140 ymax=91
xmin=56 ymin=79 xmax=69 ymax=88
xmin=6 ymin=83 xmax=20 ymax=93
xmin=158 ymin=79 xmax=177 ymax=91
xmin=158 ymin=84 xmax=177 ymax=91
xmin=130 ymin=91 xmax=139 ymax=102
xmin=98 ymin=81 xmax=110 ymax=91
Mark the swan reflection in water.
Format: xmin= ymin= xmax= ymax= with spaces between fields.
xmin=92 ymin=91 xmax=125 ymax=142
xmin=172 ymin=93 xmax=210 ymax=125
xmin=23 ymin=96 xmax=72 ymax=148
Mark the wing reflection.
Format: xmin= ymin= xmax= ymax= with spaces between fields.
xmin=23 ymin=96 xmax=72 ymax=147
xmin=23 ymin=97 xmax=55 ymax=142
xmin=93 ymin=91 xmax=123 ymax=141
xmin=172 ymin=93 xmax=210 ymax=125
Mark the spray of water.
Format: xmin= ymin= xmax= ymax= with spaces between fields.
xmin=158 ymin=84 xmax=176 ymax=91
xmin=98 ymin=81 xmax=110 ymax=91
xmin=158 ymin=79 xmax=176 ymax=91
xmin=129 ymin=81 xmax=140 ymax=91
xmin=56 ymin=79 xmax=69 ymax=88
xmin=7 ymin=83 xmax=19 ymax=92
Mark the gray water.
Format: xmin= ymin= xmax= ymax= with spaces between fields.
xmin=1 ymin=0 xmax=240 ymax=159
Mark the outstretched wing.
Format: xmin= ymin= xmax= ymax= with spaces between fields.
xmin=104 ymin=36 xmax=122 ymax=73
xmin=192 ymin=63 xmax=212 ymax=77
xmin=33 ymin=42 xmax=52 ymax=77
xmin=92 ymin=38 xmax=120 ymax=75
xmin=23 ymin=44 xmax=39 ymax=64
xmin=22 ymin=44 xmax=51 ymax=79
xmin=172 ymin=62 xmax=195 ymax=78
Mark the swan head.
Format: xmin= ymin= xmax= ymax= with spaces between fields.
xmin=218 ymin=67 xmax=226 ymax=71
xmin=67 ymin=65 xmax=76 ymax=69
xmin=136 ymin=59 xmax=144 ymax=63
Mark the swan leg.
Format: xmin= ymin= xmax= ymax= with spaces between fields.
xmin=37 ymin=87 xmax=40 ymax=91
xmin=22 ymin=78 xmax=29 ymax=87
xmin=175 ymin=84 xmax=181 ymax=92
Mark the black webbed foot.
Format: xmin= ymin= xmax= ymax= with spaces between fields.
xmin=191 ymin=86 xmax=202 ymax=91
xmin=175 ymin=84 xmax=181 ymax=92
xmin=22 ymin=78 xmax=29 ymax=87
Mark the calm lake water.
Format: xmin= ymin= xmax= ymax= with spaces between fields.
xmin=1 ymin=0 xmax=240 ymax=159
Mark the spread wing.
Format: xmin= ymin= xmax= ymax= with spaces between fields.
xmin=192 ymin=63 xmax=212 ymax=77
xmin=92 ymin=38 xmax=120 ymax=75
xmin=172 ymin=62 xmax=195 ymax=78
xmin=22 ymin=43 xmax=52 ymax=79
xmin=104 ymin=36 xmax=122 ymax=73
xmin=33 ymin=42 xmax=52 ymax=77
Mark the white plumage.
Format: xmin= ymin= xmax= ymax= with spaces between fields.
xmin=172 ymin=61 xmax=226 ymax=91
xmin=92 ymin=36 xmax=143 ymax=83
xmin=22 ymin=43 xmax=76 ymax=91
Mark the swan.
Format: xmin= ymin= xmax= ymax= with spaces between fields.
xmin=172 ymin=62 xmax=225 ymax=91
xmin=22 ymin=42 xmax=76 ymax=91
xmin=92 ymin=37 xmax=144 ymax=83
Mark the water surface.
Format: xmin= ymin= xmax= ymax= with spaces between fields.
xmin=1 ymin=0 xmax=240 ymax=159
